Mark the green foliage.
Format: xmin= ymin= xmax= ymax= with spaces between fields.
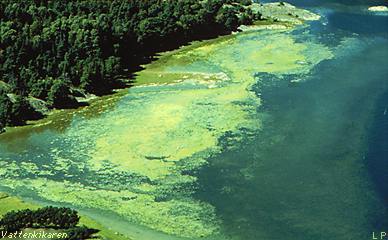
xmin=65 ymin=226 xmax=99 ymax=240
xmin=29 ymin=77 xmax=55 ymax=100
xmin=216 ymin=6 xmax=239 ymax=31
xmin=0 ymin=91 xmax=12 ymax=130
xmin=0 ymin=209 xmax=35 ymax=232
xmin=0 ymin=206 xmax=80 ymax=232
xmin=0 ymin=0 xmax=257 ymax=129
xmin=238 ymin=0 xmax=253 ymax=6
xmin=9 ymin=95 xmax=38 ymax=125
xmin=47 ymin=78 xmax=76 ymax=108
xmin=0 ymin=91 xmax=41 ymax=126
xmin=0 ymin=206 xmax=98 ymax=239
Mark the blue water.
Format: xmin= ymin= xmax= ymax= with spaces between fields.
xmin=367 ymin=90 xmax=388 ymax=208
xmin=0 ymin=1 xmax=387 ymax=240
xmin=196 ymin=1 xmax=388 ymax=240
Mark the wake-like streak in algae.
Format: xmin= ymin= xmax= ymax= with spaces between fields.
xmin=0 ymin=29 xmax=332 ymax=238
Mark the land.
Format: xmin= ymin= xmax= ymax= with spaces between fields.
xmin=0 ymin=192 xmax=131 ymax=240
xmin=251 ymin=2 xmax=320 ymax=23
xmin=238 ymin=1 xmax=320 ymax=31
xmin=0 ymin=0 xmax=257 ymax=133
xmin=0 ymin=1 xmax=327 ymax=240
xmin=0 ymin=5 xmax=331 ymax=239
xmin=0 ymin=0 xmax=320 ymax=134
xmin=368 ymin=6 xmax=388 ymax=12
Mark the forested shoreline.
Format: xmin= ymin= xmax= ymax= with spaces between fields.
xmin=1 ymin=206 xmax=100 ymax=239
xmin=0 ymin=0 xmax=259 ymax=132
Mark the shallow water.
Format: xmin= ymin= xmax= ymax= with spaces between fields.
xmin=0 ymin=1 xmax=387 ymax=240
xmin=196 ymin=1 xmax=388 ymax=240
xmin=198 ymin=39 xmax=388 ymax=240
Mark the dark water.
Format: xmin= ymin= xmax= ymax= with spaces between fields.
xmin=368 ymin=91 xmax=388 ymax=206
xmin=197 ymin=1 xmax=388 ymax=240
xmin=0 ymin=1 xmax=387 ymax=240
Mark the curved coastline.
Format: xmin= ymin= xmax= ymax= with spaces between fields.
xmin=0 ymin=3 xmax=335 ymax=240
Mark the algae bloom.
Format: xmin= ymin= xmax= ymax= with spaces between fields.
xmin=0 ymin=28 xmax=332 ymax=238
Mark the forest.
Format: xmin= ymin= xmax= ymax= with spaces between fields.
xmin=0 ymin=206 xmax=99 ymax=239
xmin=0 ymin=0 xmax=258 ymax=132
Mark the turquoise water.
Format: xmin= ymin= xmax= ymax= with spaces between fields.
xmin=198 ymin=40 xmax=388 ymax=239
xmin=0 ymin=1 xmax=387 ymax=240
xmin=196 ymin=1 xmax=388 ymax=239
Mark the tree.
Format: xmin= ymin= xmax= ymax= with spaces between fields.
xmin=47 ymin=78 xmax=75 ymax=108
xmin=0 ymin=209 xmax=34 ymax=232
xmin=9 ymin=95 xmax=32 ymax=125
xmin=216 ymin=6 xmax=239 ymax=31
xmin=0 ymin=206 xmax=80 ymax=231
xmin=0 ymin=91 xmax=12 ymax=131
xmin=65 ymin=226 xmax=99 ymax=240
xmin=0 ymin=0 xmax=258 ymax=129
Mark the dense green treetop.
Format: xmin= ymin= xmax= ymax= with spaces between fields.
xmin=0 ymin=0 xmax=258 ymax=130
xmin=0 ymin=206 xmax=99 ymax=239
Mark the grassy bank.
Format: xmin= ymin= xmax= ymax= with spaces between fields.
xmin=0 ymin=192 xmax=131 ymax=240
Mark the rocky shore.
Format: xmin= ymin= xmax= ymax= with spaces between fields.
xmin=252 ymin=2 xmax=319 ymax=23
xmin=238 ymin=1 xmax=320 ymax=32
xmin=368 ymin=6 xmax=388 ymax=12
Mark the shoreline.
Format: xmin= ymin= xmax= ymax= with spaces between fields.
xmin=0 ymin=1 xmax=320 ymax=135
xmin=0 ymin=189 xmax=188 ymax=240
xmin=0 ymin=191 xmax=131 ymax=240
xmin=368 ymin=5 xmax=388 ymax=12
xmin=0 ymin=2 xmax=325 ymax=239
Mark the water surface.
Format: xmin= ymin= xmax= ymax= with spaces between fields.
xmin=0 ymin=1 xmax=387 ymax=240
